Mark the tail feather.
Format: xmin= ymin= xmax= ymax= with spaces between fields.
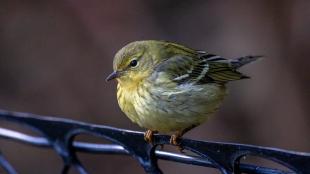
xmin=231 ymin=55 xmax=263 ymax=69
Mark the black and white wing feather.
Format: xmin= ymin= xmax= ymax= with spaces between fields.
xmin=154 ymin=51 xmax=261 ymax=85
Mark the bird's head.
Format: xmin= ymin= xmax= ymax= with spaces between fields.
xmin=106 ymin=40 xmax=166 ymax=85
xmin=106 ymin=40 xmax=196 ymax=86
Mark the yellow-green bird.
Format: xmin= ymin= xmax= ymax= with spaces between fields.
xmin=106 ymin=40 xmax=260 ymax=145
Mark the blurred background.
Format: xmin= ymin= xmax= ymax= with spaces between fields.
xmin=0 ymin=0 xmax=309 ymax=173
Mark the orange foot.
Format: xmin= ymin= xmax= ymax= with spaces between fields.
xmin=170 ymin=133 xmax=184 ymax=152
xmin=169 ymin=134 xmax=181 ymax=146
xmin=144 ymin=130 xmax=158 ymax=144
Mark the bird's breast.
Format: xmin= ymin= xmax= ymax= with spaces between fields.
xmin=117 ymin=81 xmax=227 ymax=132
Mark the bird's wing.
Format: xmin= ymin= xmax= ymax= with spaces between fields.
xmin=153 ymin=51 xmax=259 ymax=85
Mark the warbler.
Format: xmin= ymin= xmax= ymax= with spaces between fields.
xmin=106 ymin=40 xmax=261 ymax=145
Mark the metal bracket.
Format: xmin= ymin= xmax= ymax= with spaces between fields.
xmin=0 ymin=109 xmax=309 ymax=174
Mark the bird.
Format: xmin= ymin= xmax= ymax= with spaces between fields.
xmin=106 ymin=40 xmax=261 ymax=146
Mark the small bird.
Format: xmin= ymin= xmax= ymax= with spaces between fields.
xmin=106 ymin=40 xmax=260 ymax=146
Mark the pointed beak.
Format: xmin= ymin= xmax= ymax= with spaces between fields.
xmin=106 ymin=71 xmax=120 ymax=82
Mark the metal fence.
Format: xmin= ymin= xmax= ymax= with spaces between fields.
xmin=0 ymin=109 xmax=309 ymax=174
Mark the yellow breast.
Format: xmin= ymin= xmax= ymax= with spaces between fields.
xmin=117 ymin=78 xmax=227 ymax=133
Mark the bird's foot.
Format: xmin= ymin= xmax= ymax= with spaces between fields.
xmin=144 ymin=130 xmax=158 ymax=144
xmin=169 ymin=134 xmax=181 ymax=146
xmin=170 ymin=134 xmax=185 ymax=153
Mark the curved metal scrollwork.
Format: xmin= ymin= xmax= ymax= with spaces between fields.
xmin=0 ymin=109 xmax=309 ymax=174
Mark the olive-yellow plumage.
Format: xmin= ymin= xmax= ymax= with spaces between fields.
xmin=107 ymin=40 xmax=260 ymax=145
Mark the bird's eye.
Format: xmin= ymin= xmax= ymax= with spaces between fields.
xmin=129 ymin=59 xmax=138 ymax=67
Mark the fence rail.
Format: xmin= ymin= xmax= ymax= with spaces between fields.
xmin=0 ymin=109 xmax=309 ymax=174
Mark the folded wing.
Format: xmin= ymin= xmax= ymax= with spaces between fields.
xmin=154 ymin=50 xmax=261 ymax=85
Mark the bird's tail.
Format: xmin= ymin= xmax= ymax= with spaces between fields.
xmin=231 ymin=55 xmax=263 ymax=69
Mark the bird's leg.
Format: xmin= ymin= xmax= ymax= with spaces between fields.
xmin=170 ymin=132 xmax=182 ymax=146
xmin=144 ymin=130 xmax=158 ymax=144
xmin=170 ymin=125 xmax=197 ymax=152
xmin=170 ymin=132 xmax=185 ymax=152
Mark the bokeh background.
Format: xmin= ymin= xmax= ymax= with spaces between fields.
xmin=0 ymin=0 xmax=309 ymax=173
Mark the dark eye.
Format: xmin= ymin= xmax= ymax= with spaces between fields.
xmin=129 ymin=59 xmax=138 ymax=67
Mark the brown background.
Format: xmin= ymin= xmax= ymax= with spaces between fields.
xmin=0 ymin=0 xmax=309 ymax=173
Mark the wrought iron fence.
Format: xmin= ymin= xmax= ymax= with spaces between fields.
xmin=0 ymin=109 xmax=309 ymax=174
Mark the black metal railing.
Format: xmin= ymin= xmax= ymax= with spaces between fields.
xmin=0 ymin=109 xmax=309 ymax=174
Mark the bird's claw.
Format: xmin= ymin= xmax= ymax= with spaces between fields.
xmin=169 ymin=134 xmax=181 ymax=146
xmin=144 ymin=130 xmax=158 ymax=144
xmin=170 ymin=134 xmax=185 ymax=153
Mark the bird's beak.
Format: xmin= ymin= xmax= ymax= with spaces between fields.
xmin=106 ymin=71 xmax=120 ymax=82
